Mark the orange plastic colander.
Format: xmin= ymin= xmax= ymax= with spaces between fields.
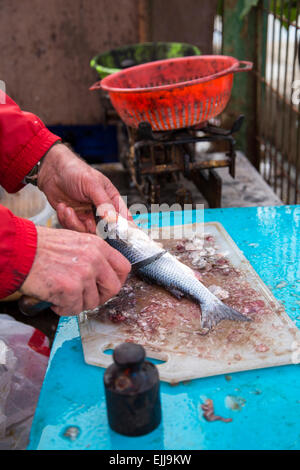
xmin=90 ymin=55 xmax=253 ymax=131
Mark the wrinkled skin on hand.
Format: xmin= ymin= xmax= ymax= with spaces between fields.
xmin=38 ymin=143 xmax=132 ymax=233
xmin=20 ymin=143 xmax=133 ymax=315
xmin=20 ymin=226 xmax=131 ymax=316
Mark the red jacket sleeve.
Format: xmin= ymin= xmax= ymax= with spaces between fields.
xmin=0 ymin=91 xmax=60 ymax=298
xmin=0 ymin=91 xmax=60 ymax=193
xmin=0 ymin=206 xmax=37 ymax=298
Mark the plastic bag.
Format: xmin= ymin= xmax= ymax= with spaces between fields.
xmin=0 ymin=314 xmax=50 ymax=450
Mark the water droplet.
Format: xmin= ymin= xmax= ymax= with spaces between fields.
xmin=225 ymin=395 xmax=246 ymax=411
xmin=63 ymin=425 xmax=80 ymax=441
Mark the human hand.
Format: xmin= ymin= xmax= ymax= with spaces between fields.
xmin=20 ymin=225 xmax=131 ymax=316
xmin=38 ymin=143 xmax=131 ymax=233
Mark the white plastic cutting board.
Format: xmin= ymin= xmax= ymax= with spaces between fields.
xmin=78 ymin=223 xmax=299 ymax=383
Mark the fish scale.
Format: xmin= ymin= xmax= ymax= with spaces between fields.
xmin=98 ymin=217 xmax=251 ymax=330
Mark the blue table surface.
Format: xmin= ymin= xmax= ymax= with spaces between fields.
xmin=28 ymin=206 xmax=300 ymax=450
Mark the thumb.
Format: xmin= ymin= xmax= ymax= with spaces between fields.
xmin=86 ymin=173 xmax=133 ymax=221
xmin=57 ymin=203 xmax=95 ymax=233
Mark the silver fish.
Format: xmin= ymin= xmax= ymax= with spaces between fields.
xmin=97 ymin=216 xmax=251 ymax=330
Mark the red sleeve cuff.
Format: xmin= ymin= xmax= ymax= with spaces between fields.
xmin=3 ymin=127 xmax=61 ymax=193
xmin=0 ymin=212 xmax=37 ymax=299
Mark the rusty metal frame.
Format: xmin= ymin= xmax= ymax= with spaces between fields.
xmin=125 ymin=117 xmax=242 ymax=207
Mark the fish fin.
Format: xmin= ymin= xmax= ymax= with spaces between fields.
xmin=137 ymin=275 xmax=184 ymax=301
xmin=168 ymin=288 xmax=185 ymax=300
xmin=200 ymin=301 xmax=251 ymax=330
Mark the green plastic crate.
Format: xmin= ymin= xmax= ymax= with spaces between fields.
xmin=90 ymin=41 xmax=201 ymax=79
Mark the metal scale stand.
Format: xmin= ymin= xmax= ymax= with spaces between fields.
xmin=122 ymin=115 xmax=244 ymax=208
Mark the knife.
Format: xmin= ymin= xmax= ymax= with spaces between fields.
xmin=18 ymin=250 xmax=166 ymax=316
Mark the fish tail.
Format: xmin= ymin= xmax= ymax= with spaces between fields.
xmin=200 ymin=300 xmax=251 ymax=330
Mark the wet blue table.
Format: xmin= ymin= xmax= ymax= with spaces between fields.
xmin=28 ymin=206 xmax=300 ymax=450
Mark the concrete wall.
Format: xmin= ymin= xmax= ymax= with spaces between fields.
xmin=0 ymin=0 xmax=139 ymax=125
xmin=0 ymin=0 xmax=216 ymax=125
xmin=151 ymin=0 xmax=218 ymax=54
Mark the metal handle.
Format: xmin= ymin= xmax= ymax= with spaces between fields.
xmin=89 ymin=80 xmax=102 ymax=91
xmin=233 ymin=60 xmax=253 ymax=73
xmin=18 ymin=296 xmax=52 ymax=317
